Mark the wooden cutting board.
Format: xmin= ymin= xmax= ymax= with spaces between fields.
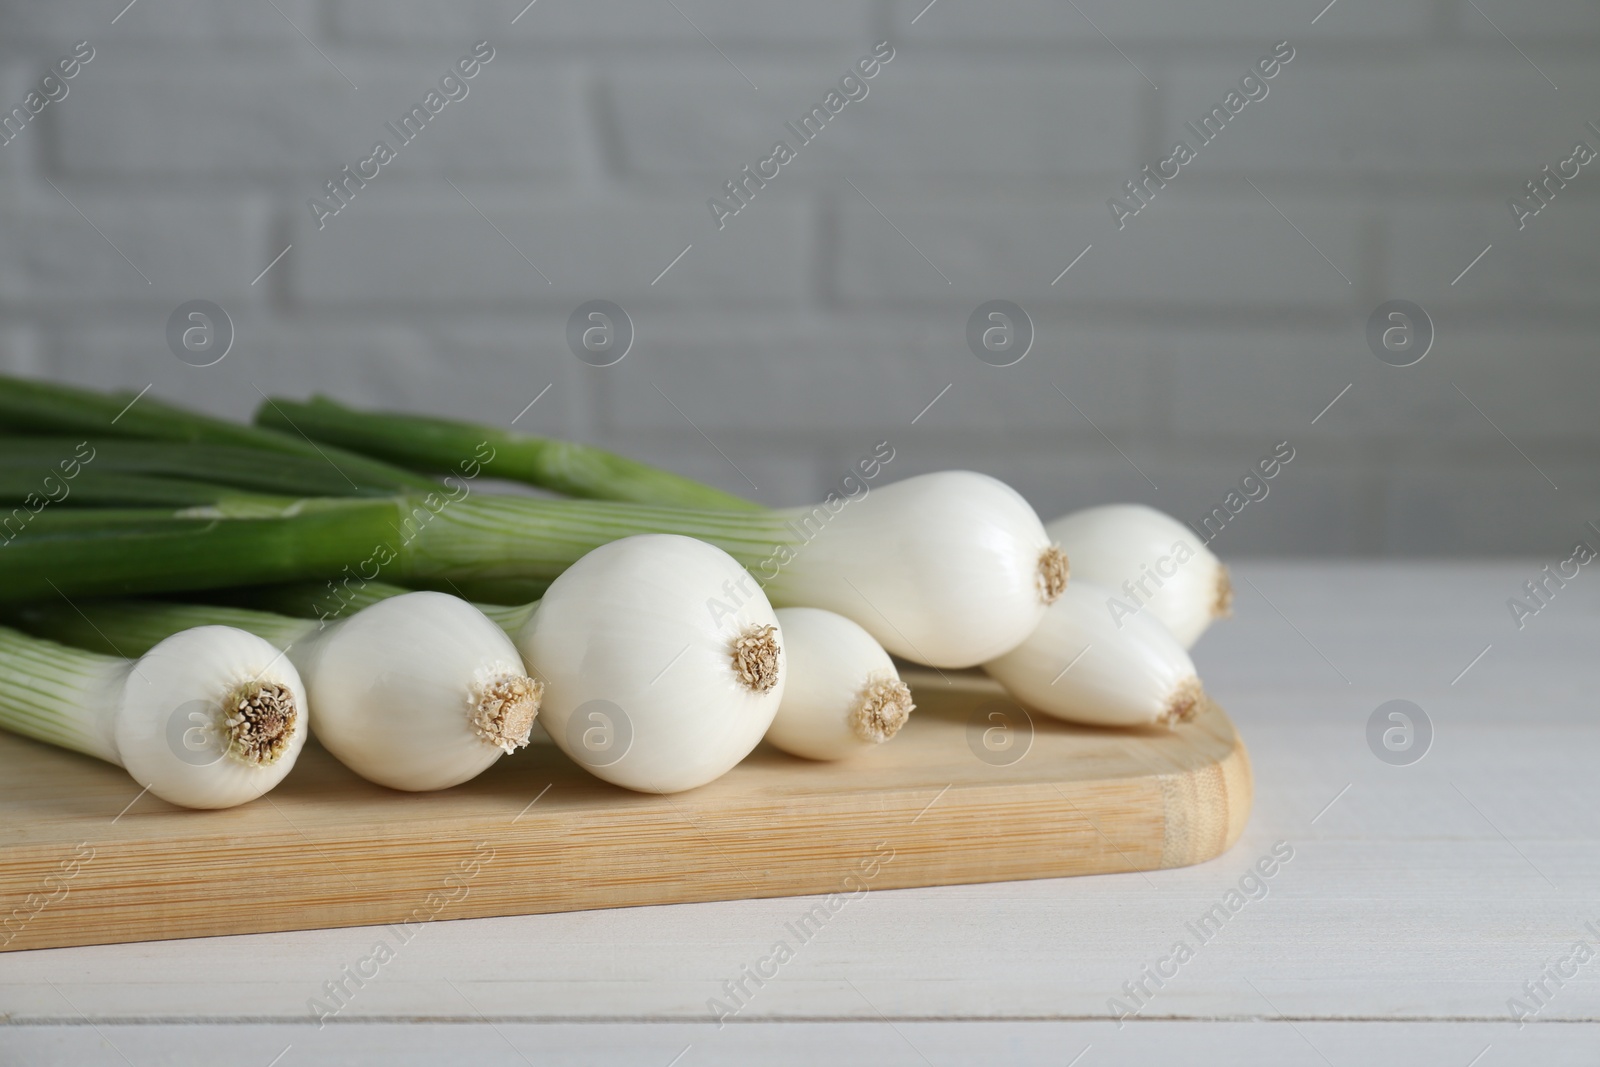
xmin=0 ymin=672 xmax=1251 ymax=953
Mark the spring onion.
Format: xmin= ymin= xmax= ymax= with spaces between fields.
xmin=983 ymin=580 xmax=1205 ymax=728
xmin=11 ymin=593 xmax=540 ymax=792
xmin=238 ymin=564 xmax=792 ymax=785
xmin=765 ymin=607 xmax=913 ymax=761
xmin=255 ymin=395 xmax=763 ymax=510
xmin=0 ymin=623 xmax=307 ymax=808
xmin=0 ymin=469 xmax=291 ymax=514
xmin=0 ymin=374 xmax=438 ymax=494
xmin=3 ymin=382 xmax=1067 ymax=666
xmin=1 ymin=470 xmax=1065 ymax=668
xmin=248 ymin=397 xmax=1070 ymax=666
xmin=0 ymin=436 xmax=426 ymax=499
xmin=516 ymin=534 xmax=784 ymax=793
xmin=1045 ymin=504 xmax=1231 ymax=648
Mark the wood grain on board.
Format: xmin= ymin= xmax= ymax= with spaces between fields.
xmin=0 ymin=671 xmax=1251 ymax=952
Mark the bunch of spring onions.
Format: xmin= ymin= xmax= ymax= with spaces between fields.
xmin=0 ymin=375 xmax=1232 ymax=806
xmin=249 ymin=395 xmax=1230 ymax=727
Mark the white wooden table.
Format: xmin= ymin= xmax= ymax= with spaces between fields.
xmin=4 ymin=562 xmax=1598 ymax=1064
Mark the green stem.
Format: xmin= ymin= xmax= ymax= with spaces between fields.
xmin=216 ymin=578 xmax=417 ymax=624
xmin=255 ymin=395 xmax=763 ymax=511
xmin=0 ymin=499 xmax=405 ymax=603
xmin=0 ymin=468 xmax=286 ymax=510
xmin=0 ymin=375 xmax=439 ymax=494
xmin=0 ymin=494 xmax=806 ymax=606
xmin=239 ymin=580 xmax=534 ymax=636
xmin=0 ymin=625 xmax=124 ymax=763
xmin=400 ymin=494 xmax=797 ymax=583
xmin=0 ymin=436 xmax=423 ymax=497
xmin=7 ymin=600 xmax=315 ymax=659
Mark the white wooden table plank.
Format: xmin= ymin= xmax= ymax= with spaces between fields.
xmin=2 ymin=563 xmax=1598 ymax=1049
xmin=2 ymin=1021 xmax=1593 ymax=1066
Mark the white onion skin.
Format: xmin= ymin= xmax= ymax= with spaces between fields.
xmin=519 ymin=534 xmax=785 ymax=794
xmin=767 ymin=607 xmax=907 ymax=761
xmin=983 ymin=581 xmax=1201 ymax=728
xmin=766 ymin=471 xmax=1056 ymax=669
xmin=116 ymin=626 xmax=309 ymax=809
xmin=294 ymin=592 xmax=530 ymax=792
xmin=1045 ymin=504 xmax=1227 ymax=648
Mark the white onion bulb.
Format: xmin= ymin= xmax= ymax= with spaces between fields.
xmin=767 ymin=471 xmax=1066 ymax=669
xmin=518 ymin=534 xmax=785 ymax=793
xmin=983 ymin=580 xmax=1204 ymax=728
xmin=1045 ymin=504 xmax=1230 ymax=648
xmin=766 ymin=607 xmax=914 ymax=761
xmin=112 ymin=626 xmax=308 ymax=809
xmin=297 ymin=591 xmax=541 ymax=792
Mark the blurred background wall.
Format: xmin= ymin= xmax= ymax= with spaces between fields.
xmin=0 ymin=0 xmax=1595 ymax=554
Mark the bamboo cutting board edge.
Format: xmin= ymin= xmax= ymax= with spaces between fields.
xmin=0 ymin=677 xmax=1252 ymax=953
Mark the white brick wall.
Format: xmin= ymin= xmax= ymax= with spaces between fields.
xmin=831 ymin=193 xmax=1369 ymax=304
xmin=328 ymin=0 xmax=877 ymax=46
xmin=51 ymin=62 xmax=579 ymax=178
xmin=1160 ymin=59 xmax=1600 ymax=178
xmin=896 ymin=0 xmax=1437 ymax=41
xmin=0 ymin=0 xmax=1593 ymax=554
xmin=0 ymin=192 xmax=271 ymax=303
xmin=608 ymin=62 xmax=1147 ymax=177
xmin=287 ymin=194 xmax=813 ymax=304
xmin=0 ymin=1 xmax=320 ymax=44
xmin=1388 ymin=199 xmax=1600 ymax=310
xmin=1457 ymin=0 xmax=1600 ymax=39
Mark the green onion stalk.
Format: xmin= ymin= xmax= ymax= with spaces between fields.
xmin=0 ymin=382 xmax=1066 ymax=668
xmin=0 ymin=375 xmax=440 ymax=496
xmin=0 ymin=467 xmax=273 ymax=511
xmin=0 ymin=436 xmax=427 ymax=499
xmin=0 ymin=493 xmax=793 ymax=603
xmin=0 ymin=463 xmax=1066 ymax=668
xmin=255 ymin=395 xmax=761 ymax=510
